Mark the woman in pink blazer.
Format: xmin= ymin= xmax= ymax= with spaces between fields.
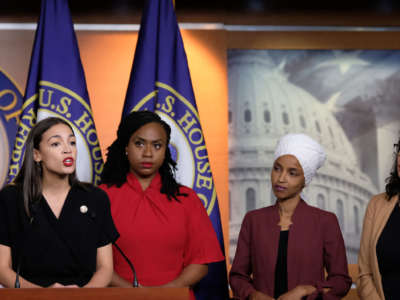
xmin=357 ymin=140 xmax=400 ymax=299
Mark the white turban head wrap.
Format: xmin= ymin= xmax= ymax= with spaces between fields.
xmin=273 ymin=133 xmax=326 ymax=185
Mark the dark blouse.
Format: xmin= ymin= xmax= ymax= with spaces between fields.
xmin=274 ymin=230 xmax=289 ymax=299
xmin=377 ymin=203 xmax=400 ymax=299
xmin=0 ymin=184 xmax=119 ymax=287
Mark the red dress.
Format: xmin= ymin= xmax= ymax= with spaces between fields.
xmin=100 ymin=172 xmax=224 ymax=299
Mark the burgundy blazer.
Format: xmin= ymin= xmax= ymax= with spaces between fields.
xmin=229 ymin=200 xmax=351 ymax=300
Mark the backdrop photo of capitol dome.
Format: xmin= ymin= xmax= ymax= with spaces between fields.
xmin=228 ymin=49 xmax=400 ymax=264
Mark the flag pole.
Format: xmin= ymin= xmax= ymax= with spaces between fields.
xmin=121 ymin=0 xmax=229 ymax=298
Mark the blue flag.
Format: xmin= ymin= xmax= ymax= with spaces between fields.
xmin=7 ymin=0 xmax=103 ymax=185
xmin=0 ymin=68 xmax=23 ymax=187
xmin=122 ymin=1 xmax=229 ymax=299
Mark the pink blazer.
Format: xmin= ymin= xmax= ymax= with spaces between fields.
xmin=357 ymin=193 xmax=398 ymax=300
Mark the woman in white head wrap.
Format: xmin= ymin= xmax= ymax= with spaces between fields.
xmin=230 ymin=133 xmax=351 ymax=300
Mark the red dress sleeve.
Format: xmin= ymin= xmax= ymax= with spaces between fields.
xmin=181 ymin=187 xmax=225 ymax=267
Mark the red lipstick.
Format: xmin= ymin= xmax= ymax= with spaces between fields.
xmin=141 ymin=162 xmax=153 ymax=168
xmin=63 ymin=157 xmax=74 ymax=167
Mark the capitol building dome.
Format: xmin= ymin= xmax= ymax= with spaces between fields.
xmin=228 ymin=51 xmax=377 ymax=264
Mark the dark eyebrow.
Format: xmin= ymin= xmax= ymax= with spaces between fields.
xmin=47 ymin=135 xmax=61 ymax=142
xmin=134 ymin=136 xmax=164 ymax=143
xmin=274 ymin=161 xmax=301 ymax=172
xmin=47 ymin=134 xmax=75 ymax=142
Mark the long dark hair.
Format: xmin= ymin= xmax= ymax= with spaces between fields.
xmin=101 ymin=111 xmax=182 ymax=201
xmin=13 ymin=117 xmax=79 ymax=217
xmin=385 ymin=140 xmax=400 ymax=200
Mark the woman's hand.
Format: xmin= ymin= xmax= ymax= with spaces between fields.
xmin=249 ymin=290 xmax=275 ymax=300
xmin=63 ymin=284 xmax=79 ymax=288
xmin=49 ymin=283 xmax=79 ymax=288
xmin=49 ymin=283 xmax=64 ymax=288
xmin=277 ymin=285 xmax=316 ymax=300
xmin=159 ymin=264 xmax=208 ymax=288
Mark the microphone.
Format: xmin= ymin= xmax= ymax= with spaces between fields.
xmin=14 ymin=267 xmax=20 ymax=288
xmin=113 ymin=242 xmax=139 ymax=288
xmin=84 ymin=206 xmax=139 ymax=287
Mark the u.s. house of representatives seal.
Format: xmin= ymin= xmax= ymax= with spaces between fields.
xmin=0 ymin=68 xmax=23 ymax=187
xmin=8 ymin=81 xmax=103 ymax=185
xmin=131 ymin=82 xmax=217 ymax=215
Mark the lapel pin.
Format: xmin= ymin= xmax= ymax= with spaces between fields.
xmin=80 ymin=205 xmax=88 ymax=214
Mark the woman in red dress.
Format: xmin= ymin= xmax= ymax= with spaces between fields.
xmin=99 ymin=111 xmax=224 ymax=299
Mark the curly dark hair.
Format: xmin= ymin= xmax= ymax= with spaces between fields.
xmin=385 ymin=141 xmax=400 ymax=200
xmin=101 ymin=110 xmax=183 ymax=201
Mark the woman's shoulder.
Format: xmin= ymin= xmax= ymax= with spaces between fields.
xmin=303 ymin=204 xmax=339 ymax=224
xmin=0 ymin=183 xmax=19 ymax=192
xmin=365 ymin=192 xmax=395 ymax=215
xmin=73 ymin=182 xmax=98 ymax=192
xmin=98 ymin=182 xmax=118 ymax=192
xmin=0 ymin=184 xmax=20 ymax=198
xmin=73 ymin=183 xmax=109 ymax=202
xmin=244 ymin=205 xmax=275 ymax=220
xmin=305 ymin=203 xmax=333 ymax=215
xmin=176 ymin=185 xmax=203 ymax=206
xmin=369 ymin=192 xmax=391 ymax=205
xmin=98 ymin=181 xmax=130 ymax=196
xmin=177 ymin=185 xmax=197 ymax=197
xmin=0 ymin=184 xmax=21 ymax=210
xmin=234 ymin=207 xmax=276 ymax=229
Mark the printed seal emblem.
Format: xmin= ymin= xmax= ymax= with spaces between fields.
xmin=0 ymin=68 xmax=23 ymax=187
